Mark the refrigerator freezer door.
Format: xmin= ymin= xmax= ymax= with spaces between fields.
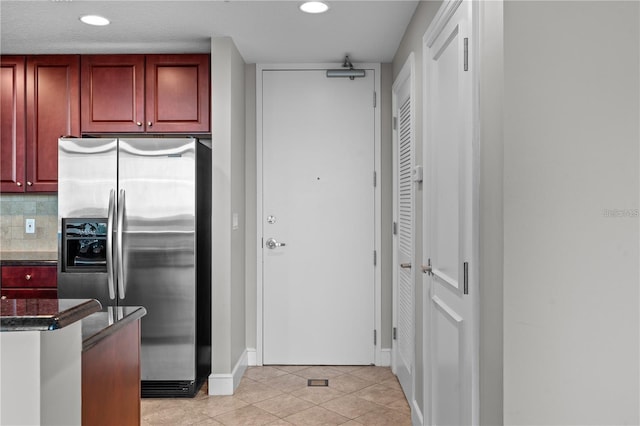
xmin=118 ymin=138 xmax=197 ymax=381
xmin=58 ymin=138 xmax=118 ymax=308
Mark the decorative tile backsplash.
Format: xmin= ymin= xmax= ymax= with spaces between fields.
xmin=0 ymin=194 xmax=58 ymax=252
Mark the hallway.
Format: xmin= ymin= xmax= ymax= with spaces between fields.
xmin=141 ymin=365 xmax=411 ymax=425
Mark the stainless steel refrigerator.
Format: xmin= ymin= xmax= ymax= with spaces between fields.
xmin=58 ymin=137 xmax=211 ymax=397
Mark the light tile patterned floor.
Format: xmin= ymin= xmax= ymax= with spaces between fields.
xmin=141 ymin=365 xmax=411 ymax=425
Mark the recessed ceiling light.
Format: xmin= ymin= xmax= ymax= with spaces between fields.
xmin=80 ymin=15 xmax=110 ymax=26
xmin=300 ymin=1 xmax=329 ymax=14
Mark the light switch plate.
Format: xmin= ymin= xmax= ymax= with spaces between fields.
xmin=25 ymin=218 xmax=35 ymax=234
xmin=232 ymin=213 xmax=239 ymax=230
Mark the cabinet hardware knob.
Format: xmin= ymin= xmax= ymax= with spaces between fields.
xmin=136 ymin=122 xmax=142 ymax=126
xmin=147 ymin=121 xmax=152 ymax=127
xmin=25 ymin=274 xmax=32 ymax=280
xmin=1 ymin=296 xmax=6 ymax=300
xmin=27 ymin=181 xmax=33 ymax=186
xmin=16 ymin=182 xmax=22 ymax=187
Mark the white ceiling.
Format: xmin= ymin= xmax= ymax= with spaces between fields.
xmin=0 ymin=0 xmax=419 ymax=64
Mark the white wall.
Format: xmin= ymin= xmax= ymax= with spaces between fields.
xmin=244 ymin=64 xmax=258 ymax=360
xmin=503 ymin=1 xmax=639 ymax=423
xmin=478 ymin=1 xmax=504 ymax=424
xmin=210 ymin=36 xmax=247 ymax=393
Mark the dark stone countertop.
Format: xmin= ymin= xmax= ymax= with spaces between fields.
xmin=0 ymin=251 xmax=58 ymax=266
xmin=81 ymin=306 xmax=147 ymax=351
xmin=0 ymin=298 xmax=102 ymax=331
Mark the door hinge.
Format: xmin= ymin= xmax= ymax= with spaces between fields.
xmin=261 ymin=237 xmax=263 ymax=248
xmin=373 ymin=250 xmax=377 ymax=266
xmin=393 ymin=116 xmax=397 ymax=130
xmin=464 ymin=38 xmax=469 ymax=71
xmin=373 ymin=330 xmax=377 ymax=345
xmin=373 ymin=91 xmax=377 ymax=108
xmin=392 ymin=221 xmax=398 ymax=235
xmin=393 ymin=327 xmax=397 ymax=340
xmin=373 ymin=171 xmax=377 ymax=187
xmin=463 ymin=261 xmax=469 ymax=294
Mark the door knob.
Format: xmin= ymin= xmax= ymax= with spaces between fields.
xmin=265 ymin=238 xmax=286 ymax=249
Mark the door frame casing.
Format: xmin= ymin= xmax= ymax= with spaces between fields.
xmin=255 ymin=63 xmax=383 ymax=366
xmin=422 ymin=0 xmax=480 ymax=424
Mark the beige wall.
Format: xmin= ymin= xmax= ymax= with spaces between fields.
xmin=503 ymin=1 xmax=639 ymax=423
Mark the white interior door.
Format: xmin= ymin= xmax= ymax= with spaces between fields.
xmin=262 ymin=69 xmax=375 ymax=365
xmin=392 ymin=56 xmax=415 ymax=401
xmin=423 ymin=1 xmax=477 ymax=425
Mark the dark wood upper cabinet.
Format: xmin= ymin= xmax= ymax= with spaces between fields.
xmin=1 ymin=55 xmax=79 ymax=193
xmin=81 ymin=55 xmax=145 ymax=133
xmin=1 ymin=56 xmax=26 ymax=192
xmin=26 ymin=55 xmax=80 ymax=192
xmin=81 ymin=54 xmax=210 ymax=134
xmin=145 ymin=54 xmax=210 ymax=133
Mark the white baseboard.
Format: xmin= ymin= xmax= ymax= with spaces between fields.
xmin=247 ymin=348 xmax=257 ymax=366
xmin=208 ymin=349 xmax=249 ymax=395
xmin=377 ymin=348 xmax=391 ymax=366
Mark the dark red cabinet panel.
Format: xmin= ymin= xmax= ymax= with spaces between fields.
xmin=1 ymin=55 xmax=79 ymax=193
xmin=81 ymin=55 xmax=145 ymax=133
xmin=1 ymin=265 xmax=58 ymax=299
xmin=82 ymin=320 xmax=141 ymax=426
xmin=26 ymin=55 xmax=80 ymax=192
xmin=81 ymin=54 xmax=209 ymax=134
xmin=1 ymin=265 xmax=57 ymax=288
xmin=146 ymin=54 xmax=210 ymax=133
xmin=1 ymin=56 xmax=26 ymax=192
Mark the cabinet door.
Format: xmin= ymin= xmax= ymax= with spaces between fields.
xmin=1 ymin=56 xmax=26 ymax=192
xmin=1 ymin=265 xmax=57 ymax=288
xmin=26 ymin=55 xmax=80 ymax=192
xmin=81 ymin=55 xmax=145 ymax=133
xmin=145 ymin=54 xmax=210 ymax=133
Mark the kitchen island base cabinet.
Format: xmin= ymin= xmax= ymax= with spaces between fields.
xmin=0 ymin=322 xmax=82 ymax=426
xmin=82 ymin=319 xmax=141 ymax=426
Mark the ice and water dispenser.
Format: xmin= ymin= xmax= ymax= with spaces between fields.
xmin=61 ymin=219 xmax=108 ymax=272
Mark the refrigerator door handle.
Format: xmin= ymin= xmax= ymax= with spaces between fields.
xmin=106 ymin=189 xmax=116 ymax=300
xmin=117 ymin=189 xmax=126 ymax=299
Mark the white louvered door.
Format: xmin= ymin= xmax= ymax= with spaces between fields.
xmin=392 ymin=56 xmax=415 ymax=403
